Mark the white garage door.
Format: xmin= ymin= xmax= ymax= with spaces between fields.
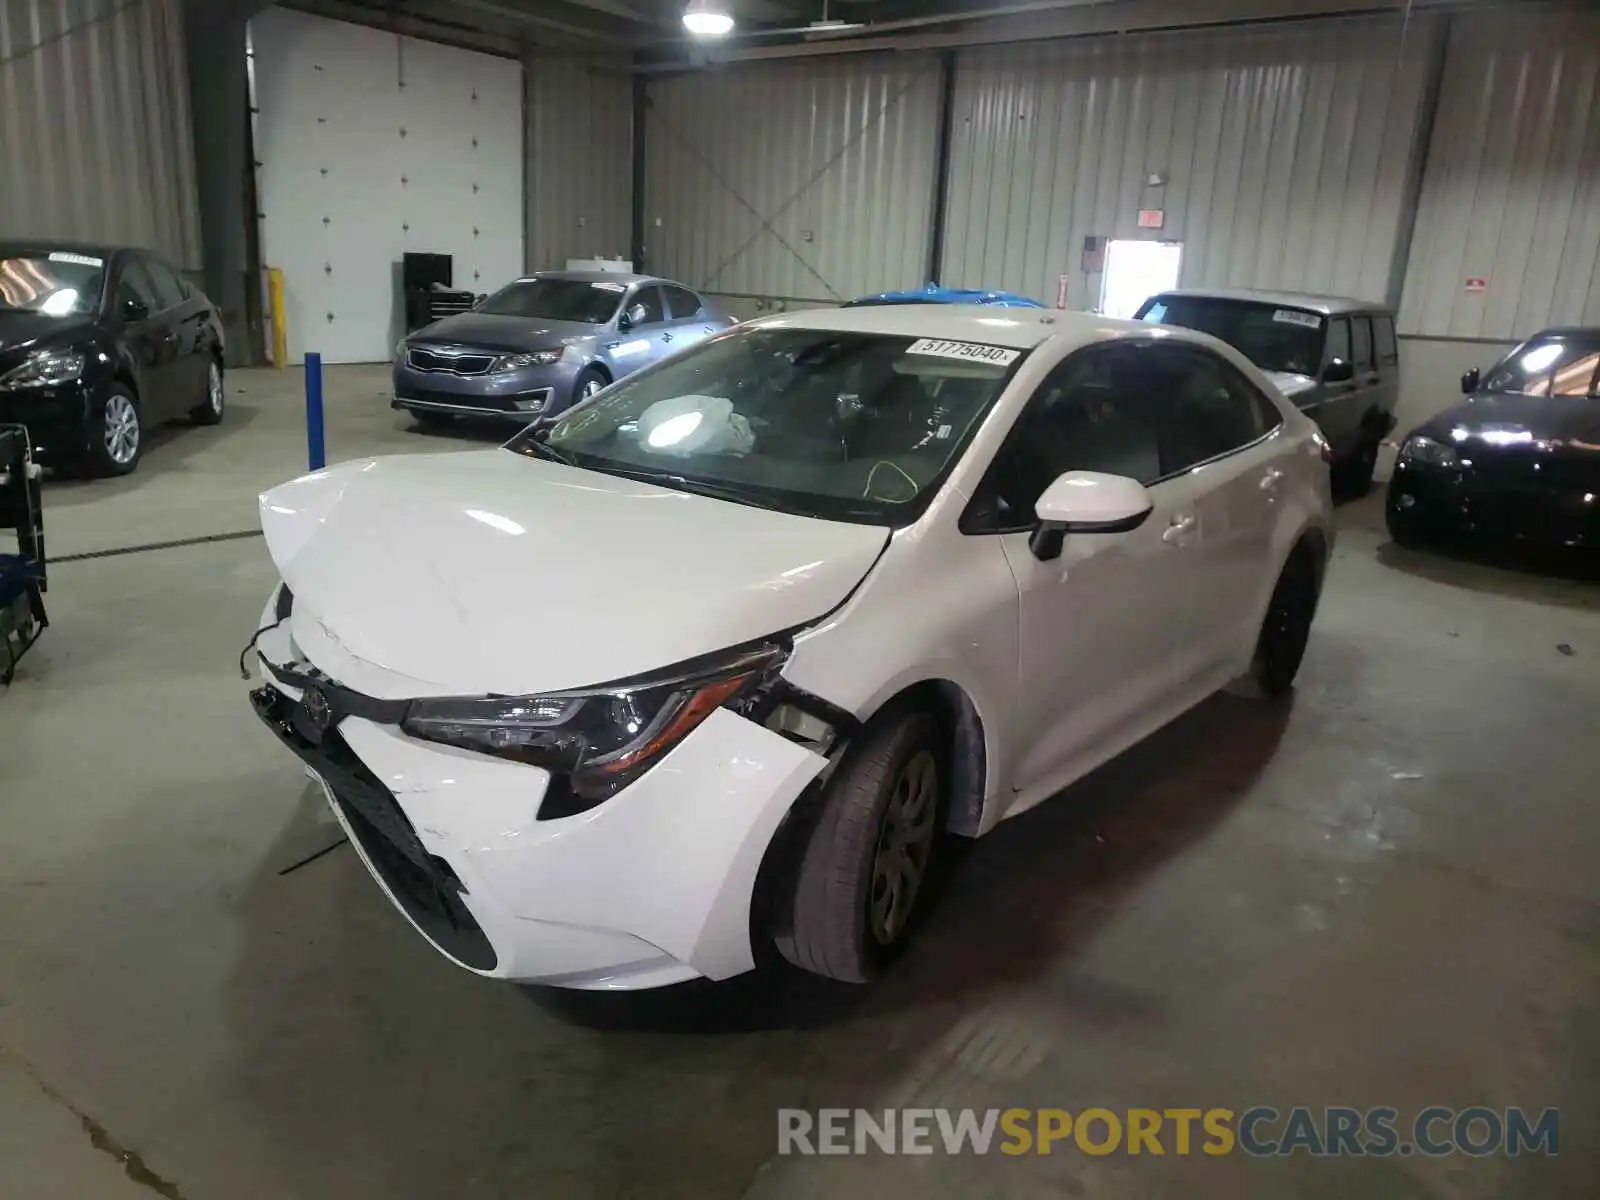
xmin=250 ymin=8 xmax=524 ymax=364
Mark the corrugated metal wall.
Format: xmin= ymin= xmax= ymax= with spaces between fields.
xmin=1398 ymin=9 xmax=1600 ymax=339
xmin=0 ymin=0 xmax=201 ymax=266
xmin=526 ymin=55 xmax=632 ymax=272
xmin=643 ymin=55 xmax=942 ymax=303
xmin=942 ymin=15 xmax=1438 ymax=310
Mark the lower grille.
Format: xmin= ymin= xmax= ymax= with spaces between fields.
xmin=407 ymin=347 xmax=496 ymax=375
xmin=396 ymin=387 xmax=549 ymax=414
xmin=250 ymin=685 xmax=497 ymax=970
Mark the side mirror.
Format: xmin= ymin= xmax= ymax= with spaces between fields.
xmin=1460 ymin=367 xmax=1481 ymax=395
xmin=1029 ymin=471 xmax=1154 ymax=562
xmin=473 ymin=293 xmax=488 ymax=308
xmin=1322 ymin=358 xmax=1355 ymax=384
xmin=121 ymin=297 xmax=148 ymax=322
xmin=620 ymin=302 xmax=647 ymax=330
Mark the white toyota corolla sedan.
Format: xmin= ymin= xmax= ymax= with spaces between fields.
xmin=249 ymin=305 xmax=1333 ymax=990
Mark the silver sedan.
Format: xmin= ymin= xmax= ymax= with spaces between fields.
xmin=392 ymin=271 xmax=733 ymax=427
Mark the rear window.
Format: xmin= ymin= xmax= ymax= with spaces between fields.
xmin=1136 ymin=296 xmax=1325 ymax=377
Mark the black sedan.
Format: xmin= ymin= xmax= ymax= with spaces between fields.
xmin=0 ymin=242 xmax=225 ymax=476
xmin=1387 ymin=328 xmax=1600 ymax=550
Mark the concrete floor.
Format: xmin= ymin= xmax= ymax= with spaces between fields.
xmin=2 ymin=365 xmax=1598 ymax=1198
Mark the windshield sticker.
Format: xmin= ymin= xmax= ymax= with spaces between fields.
xmin=905 ymin=338 xmax=1020 ymax=366
xmin=1272 ymin=309 xmax=1320 ymax=329
xmin=48 ymin=251 xmax=104 ymax=268
xmin=593 ymin=281 xmax=626 ymax=292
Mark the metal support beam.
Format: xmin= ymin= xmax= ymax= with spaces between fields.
xmin=1386 ymin=13 xmax=1451 ymax=314
xmin=631 ymin=73 xmax=648 ymax=270
xmin=926 ymin=49 xmax=957 ymax=286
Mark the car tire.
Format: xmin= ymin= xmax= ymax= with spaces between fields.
xmin=1385 ymin=503 xmax=1424 ymax=550
xmin=86 ymin=384 xmax=143 ymax=477
xmin=1248 ymin=544 xmax=1321 ymax=698
xmin=1332 ymin=431 xmax=1380 ymax=498
xmin=778 ymin=709 xmax=946 ymax=983
xmin=571 ymin=366 xmax=609 ymax=408
xmin=190 ymin=358 xmax=225 ymax=425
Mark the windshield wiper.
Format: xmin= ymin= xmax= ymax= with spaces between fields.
xmin=512 ymin=429 xmax=578 ymax=466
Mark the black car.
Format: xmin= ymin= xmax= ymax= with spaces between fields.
xmin=0 ymin=242 xmax=226 ymax=475
xmin=1387 ymin=328 xmax=1600 ymax=550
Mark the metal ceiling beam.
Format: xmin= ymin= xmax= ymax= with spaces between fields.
xmin=637 ymin=0 xmax=1541 ymax=65
xmin=441 ymin=0 xmax=639 ymax=41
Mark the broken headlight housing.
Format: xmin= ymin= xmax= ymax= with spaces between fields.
xmin=0 ymin=349 xmax=86 ymax=390
xmin=400 ymin=641 xmax=787 ymax=805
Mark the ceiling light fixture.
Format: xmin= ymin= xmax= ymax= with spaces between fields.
xmin=682 ymin=0 xmax=734 ymax=37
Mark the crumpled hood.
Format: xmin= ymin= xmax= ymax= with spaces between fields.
xmin=1262 ymin=370 xmax=1319 ymax=400
xmin=258 ymin=449 xmax=890 ymax=698
xmin=409 ymin=312 xmax=597 ymax=353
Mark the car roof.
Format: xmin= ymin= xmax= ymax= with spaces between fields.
xmin=1529 ymin=326 xmax=1600 ymax=338
xmin=1150 ymin=287 xmax=1388 ymax=316
xmin=0 ymin=240 xmax=123 ymax=260
xmin=520 ymin=269 xmax=659 ymax=287
xmin=750 ymin=304 xmax=1171 ymax=350
xmin=845 ymin=285 xmax=1046 ymax=309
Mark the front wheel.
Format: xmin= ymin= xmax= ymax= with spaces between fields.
xmin=1249 ymin=547 xmax=1321 ymax=698
xmin=571 ymin=366 xmax=609 ymax=408
xmin=87 ymin=384 xmax=143 ymax=476
xmin=777 ymin=710 xmax=946 ymax=983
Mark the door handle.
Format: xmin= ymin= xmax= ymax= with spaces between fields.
xmin=1162 ymin=514 xmax=1197 ymax=544
xmin=1260 ymin=468 xmax=1285 ymax=491
xmin=661 ymin=332 xmax=674 ymax=343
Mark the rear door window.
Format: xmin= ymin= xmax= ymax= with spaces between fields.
xmin=1352 ymin=316 xmax=1374 ymax=372
xmin=1374 ymin=315 xmax=1398 ymax=366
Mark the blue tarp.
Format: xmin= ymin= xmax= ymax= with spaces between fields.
xmin=842 ymin=285 xmax=1046 ymax=309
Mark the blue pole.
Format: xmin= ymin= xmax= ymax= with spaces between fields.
xmin=305 ymin=352 xmax=326 ymax=471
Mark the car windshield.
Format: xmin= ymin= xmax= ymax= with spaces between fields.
xmin=1137 ymin=296 xmax=1325 ymax=376
xmin=1482 ymin=335 xmax=1600 ymax=398
xmin=0 ymin=251 xmax=105 ymax=316
xmin=507 ymin=327 xmax=1027 ymax=526
xmin=476 ymin=278 xmax=626 ymax=325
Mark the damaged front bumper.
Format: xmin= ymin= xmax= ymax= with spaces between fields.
xmin=249 ymin=596 xmax=832 ymax=989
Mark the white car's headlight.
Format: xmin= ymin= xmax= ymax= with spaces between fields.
xmin=493 ymin=349 xmax=563 ymax=373
xmin=400 ymin=642 xmax=787 ymax=808
xmin=1399 ymin=435 xmax=1459 ymax=470
xmin=0 ymin=349 xmax=87 ymax=390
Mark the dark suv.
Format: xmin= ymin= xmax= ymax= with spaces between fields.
xmin=1136 ymin=289 xmax=1400 ymax=494
xmin=0 ymin=242 xmax=226 ymax=475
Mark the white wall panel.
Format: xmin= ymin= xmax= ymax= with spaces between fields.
xmin=1399 ymin=9 xmax=1600 ymax=339
xmin=644 ymin=55 xmax=941 ymax=303
xmin=251 ymin=7 xmax=522 ymax=363
xmin=526 ymin=55 xmax=632 ymax=271
xmin=942 ymin=15 xmax=1439 ymax=310
xmin=0 ymin=0 xmax=200 ymax=266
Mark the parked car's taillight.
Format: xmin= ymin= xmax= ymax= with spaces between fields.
xmin=1312 ymin=431 xmax=1333 ymax=464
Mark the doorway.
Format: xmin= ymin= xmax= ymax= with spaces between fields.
xmin=1098 ymin=240 xmax=1183 ymax=320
